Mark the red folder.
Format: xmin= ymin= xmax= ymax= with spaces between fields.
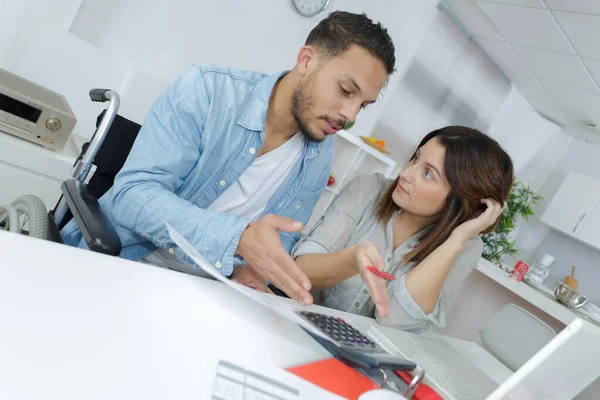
xmin=287 ymin=358 xmax=444 ymax=400
xmin=287 ymin=358 xmax=379 ymax=399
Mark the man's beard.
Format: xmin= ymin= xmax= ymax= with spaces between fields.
xmin=291 ymin=78 xmax=325 ymax=143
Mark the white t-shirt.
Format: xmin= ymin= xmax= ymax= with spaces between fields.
xmin=206 ymin=132 xmax=305 ymax=220
xmin=142 ymin=132 xmax=305 ymax=270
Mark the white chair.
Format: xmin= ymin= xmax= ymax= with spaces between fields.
xmin=479 ymin=303 xmax=557 ymax=372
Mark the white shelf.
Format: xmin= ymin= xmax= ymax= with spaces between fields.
xmin=475 ymin=258 xmax=599 ymax=327
xmin=336 ymin=130 xmax=396 ymax=167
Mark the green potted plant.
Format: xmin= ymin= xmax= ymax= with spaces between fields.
xmin=481 ymin=180 xmax=543 ymax=264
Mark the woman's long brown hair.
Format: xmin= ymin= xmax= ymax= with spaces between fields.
xmin=375 ymin=126 xmax=514 ymax=264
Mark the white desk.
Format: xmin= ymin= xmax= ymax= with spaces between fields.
xmin=0 ymin=231 xmax=510 ymax=399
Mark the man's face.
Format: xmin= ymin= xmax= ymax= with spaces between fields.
xmin=291 ymin=45 xmax=389 ymax=142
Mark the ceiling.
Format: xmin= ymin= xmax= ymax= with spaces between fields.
xmin=442 ymin=0 xmax=600 ymax=144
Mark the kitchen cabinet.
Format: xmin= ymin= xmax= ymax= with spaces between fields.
xmin=577 ymin=204 xmax=600 ymax=249
xmin=541 ymin=171 xmax=600 ymax=248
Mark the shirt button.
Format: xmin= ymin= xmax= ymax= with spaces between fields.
xmin=215 ymin=261 xmax=222 ymax=269
xmin=168 ymin=247 xmax=175 ymax=255
xmin=219 ymin=180 xmax=226 ymax=187
xmin=296 ymin=204 xmax=301 ymax=210
xmin=387 ymin=257 xmax=392 ymax=262
xmin=363 ymin=289 xmax=368 ymax=295
xmin=249 ymin=148 xmax=256 ymax=154
xmin=354 ymin=302 xmax=360 ymax=307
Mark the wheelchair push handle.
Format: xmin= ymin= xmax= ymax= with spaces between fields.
xmin=72 ymin=89 xmax=121 ymax=183
xmin=89 ymin=89 xmax=113 ymax=102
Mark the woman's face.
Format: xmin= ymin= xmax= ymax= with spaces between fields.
xmin=392 ymin=137 xmax=451 ymax=217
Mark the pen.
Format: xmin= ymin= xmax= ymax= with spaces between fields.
xmin=366 ymin=265 xmax=396 ymax=281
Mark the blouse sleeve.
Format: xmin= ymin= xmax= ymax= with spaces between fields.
xmin=376 ymin=237 xmax=483 ymax=333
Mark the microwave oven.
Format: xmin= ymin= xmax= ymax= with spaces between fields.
xmin=0 ymin=68 xmax=77 ymax=151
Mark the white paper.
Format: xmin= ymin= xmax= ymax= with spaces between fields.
xmin=166 ymin=223 xmax=330 ymax=340
xmin=201 ymin=358 xmax=345 ymax=399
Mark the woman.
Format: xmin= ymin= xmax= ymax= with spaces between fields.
xmin=292 ymin=126 xmax=513 ymax=333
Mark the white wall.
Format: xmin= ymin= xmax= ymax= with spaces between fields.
xmin=369 ymin=9 xmax=511 ymax=172
xmin=488 ymin=88 xmax=563 ymax=179
xmin=487 ymin=87 xmax=569 ymax=264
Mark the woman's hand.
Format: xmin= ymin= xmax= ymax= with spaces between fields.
xmin=351 ymin=242 xmax=391 ymax=317
xmin=450 ymin=198 xmax=506 ymax=247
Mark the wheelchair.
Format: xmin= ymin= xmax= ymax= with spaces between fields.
xmin=0 ymin=89 xmax=141 ymax=256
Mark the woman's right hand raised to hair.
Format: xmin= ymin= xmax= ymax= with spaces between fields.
xmin=450 ymin=198 xmax=506 ymax=247
xmin=351 ymin=242 xmax=391 ymax=317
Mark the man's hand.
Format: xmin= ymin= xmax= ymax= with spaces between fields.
xmin=230 ymin=264 xmax=267 ymax=292
xmin=236 ymin=214 xmax=313 ymax=306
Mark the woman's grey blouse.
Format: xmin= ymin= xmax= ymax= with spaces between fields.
xmin=292 ymin=174 xmax=482 ymax=333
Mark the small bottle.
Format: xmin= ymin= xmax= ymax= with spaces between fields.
xmin=528 ymin=253 xmax=555 ymax=284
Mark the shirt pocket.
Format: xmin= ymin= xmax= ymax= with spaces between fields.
xmin=287 ymin=172 xmax=329 ymax=221
xmin=294 ymin=165 xmax=329 ymax=202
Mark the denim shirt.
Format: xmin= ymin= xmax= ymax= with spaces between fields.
xmin=61 ymin=64 xmax=334 ymax=276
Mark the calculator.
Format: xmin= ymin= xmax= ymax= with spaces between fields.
xmin=297 ymin=311 xmax=387 ymax=354
xmin=297 ymin=311 xmax=417 ymax=371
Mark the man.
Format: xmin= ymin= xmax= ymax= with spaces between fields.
xmin=62 ymin=11 xmax=395 ymax=306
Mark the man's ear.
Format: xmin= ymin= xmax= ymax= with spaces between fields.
xmin=296 ymin=45 xmax=319 ymax=76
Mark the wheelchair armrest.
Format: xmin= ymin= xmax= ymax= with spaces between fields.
xmin=61 ymin=179 xmax=122 ymax=256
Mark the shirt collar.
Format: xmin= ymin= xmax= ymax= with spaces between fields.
xmin=387 ymin=209 xmax=434 ymax=254
xmin=237 ymin=70 xmax=288 ymax=132
xmin=236 ymin=70 xmax=326 ymax=157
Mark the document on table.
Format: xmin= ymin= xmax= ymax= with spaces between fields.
xmin=166 ymin=223 xmax=329 ymax=341
xmin=202 ymin=358 xmax=345 ymax=400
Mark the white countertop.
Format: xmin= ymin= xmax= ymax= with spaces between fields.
xmin=0 ymin=130 xmax=79 ymax=180
xmin=475 ymin=258 xmax=600 ymax=327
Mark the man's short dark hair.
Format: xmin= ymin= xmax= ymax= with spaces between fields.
xmin=305 ymin=11 xmax=395 ymax=74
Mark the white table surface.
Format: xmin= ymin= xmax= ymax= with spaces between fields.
xmin=0 ymin=231 xmax=511 ymax=399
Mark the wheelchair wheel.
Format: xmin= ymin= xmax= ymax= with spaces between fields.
xmin=0 ymin=195 xmax=48 ymax=239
